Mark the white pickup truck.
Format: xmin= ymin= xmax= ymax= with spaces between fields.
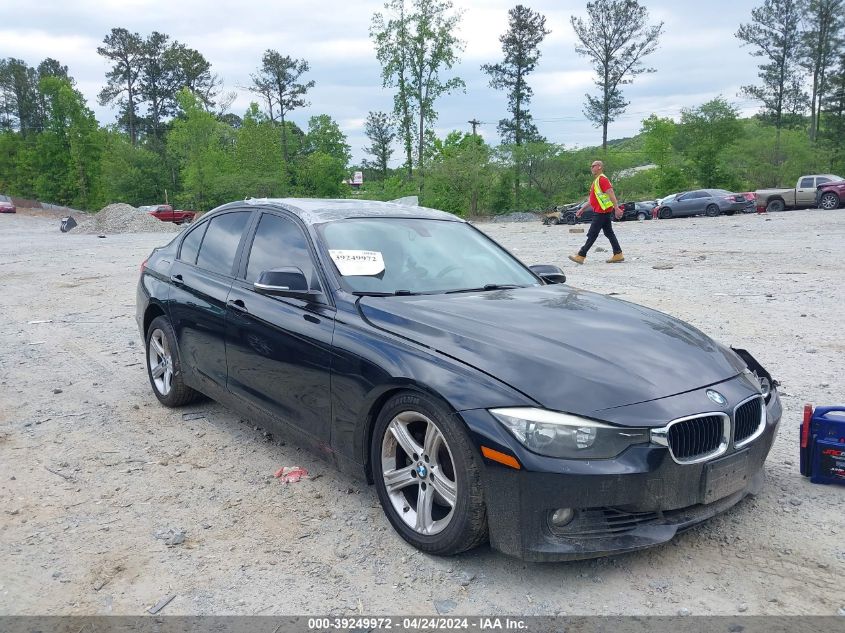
xmin=755 ymin=174 xmax=843 ymax=212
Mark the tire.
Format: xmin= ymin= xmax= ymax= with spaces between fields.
xmin=819 ymin=192 xmax=840 ymax=210
xmin=371 ymin=391 xmax=488 ymax=556
xmin=145 ymin=315 xmax=200 ymax=407
xmin=565 ymin=213 xmax=577 ymax=225
xmin=705 ymin=204 xmax=720 ymax=217
xmin=636 ymin=212 xmax=647 ymax=221
xmin=766 ymin=198 xmax=785 ymax=213
xmin=659 ymin=207 xmax=673 ymax=219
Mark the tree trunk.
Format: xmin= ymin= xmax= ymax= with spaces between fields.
xmin=280 ymin=111 xmax=288 ymax=163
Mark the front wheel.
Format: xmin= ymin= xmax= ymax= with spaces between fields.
xmin=819 ymin=192 xmax=840 ymax=210
xmin=659 ymin=207 xmax=673 ymax=219
xmin=146 ymin=315 xmax=200 ymax=407
xmin=372 ymin=392 xmax=487 ymax=556
xmin=636 ymin=212 xmax=647 ymax=221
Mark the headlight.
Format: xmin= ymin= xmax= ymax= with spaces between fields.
xmin=489 ymin=407 xmax=650 ymax=459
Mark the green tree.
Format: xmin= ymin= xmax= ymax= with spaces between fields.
xmin=423 ymin=131 xmax=493 ymax=215
xmin=823 ymin=50 xmax=845 ymax=171
xmin=482 ymin=5 xmax=550 ymax=207
xmin=99 ymin=129 xmax=168 ymax=205
xmin=371 ymin=0 xmax=465 ymax=187
xmin=676 ymin=97 xmax=743 ymax=188
xmin=292 ymin=152 xmax=347 ymax=198
xmin=304 ymin=114 xmax=351 ymax=165
xmin=363 ymin=111 xmax=397 ymax=180
xmin=233 ymin=103 xmax=287 ymax=197
xmin=482 ymin=5 xmax=550 ymax=147
xmin=800 ymin=0 xmax=843 ymax=141
xmin=0 ymin=58 xmax=39 ymax=134
xmin=736 ymin=0 xmax=807 ymax=155
xmin=250 ymin=51 xmax=314 ymax=162
xmin=571 ymin=0 xmax=664 ymax=150
xmin=167 ymin=90 xmax=233 ymax=210
xmin=640 ymin=114 xmax=688 ymax=193
xmin=98 ymin=27 xmax=145 ymax=145
xmin=33 ymin=77 xmax=102 ymax=208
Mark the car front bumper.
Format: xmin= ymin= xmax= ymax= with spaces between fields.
xmin=460 ymin=388 xmax=782 ymax=562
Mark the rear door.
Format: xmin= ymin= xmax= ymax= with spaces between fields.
xmin=168 ymin=209 xmax=253 ymax=395
xmin=225 ymin=210 xmax=336 ymax=443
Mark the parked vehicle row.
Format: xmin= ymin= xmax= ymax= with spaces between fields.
xmin=543 ymin=200 xmax=656 ymax=225
xmin=655 ymin=189 xmax=754 ymax=219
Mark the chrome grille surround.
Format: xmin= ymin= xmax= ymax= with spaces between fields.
xmin=651 ymin=411 xmax=730 ymax=465
xmin=733 ymin=394 xmax=766 ymax=448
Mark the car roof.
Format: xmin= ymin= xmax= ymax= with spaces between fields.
xmin=211 ymin=198 xmax=464 ymax=226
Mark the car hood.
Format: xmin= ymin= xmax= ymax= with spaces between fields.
xmin=358 ymin=285 xmax=746 ymax=417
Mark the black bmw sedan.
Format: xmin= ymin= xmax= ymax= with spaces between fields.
xmin=136 ymin=198 xmax=782 ymax=562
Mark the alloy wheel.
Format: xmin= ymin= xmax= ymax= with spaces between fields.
xmin=820 ymin=192 xmax=840 ymax=210
xmin=381 ymin=411 xmax=458 ymax=536
xmin=148 ymin=328 xmax=174 ymax=396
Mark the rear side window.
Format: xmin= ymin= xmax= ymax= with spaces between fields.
xmin=196 ymin=211 xmax=251 ymax=276
xmin=179 ymin=223 xmax=207 ymax=264
xmin=816 ymin=177 xmax=830 ymax=185
xmin=246 ymin=213 xmax=316 ymax=286
xmin=800 ymin=177 xmax=814 ymax=188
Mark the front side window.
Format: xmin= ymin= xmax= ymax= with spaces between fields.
xmin=246 ymin=213 xmax=317 ymax=288
xmin=195 ymin=211 xmax=251 ymax=276
xmin=317 ymin=217 xmax=539 ymax=294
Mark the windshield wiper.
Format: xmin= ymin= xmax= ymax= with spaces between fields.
xmin=444 ymin=284 xmax=524 ymax=294
xmin=352 ymin=289 xmax=420 ymax=297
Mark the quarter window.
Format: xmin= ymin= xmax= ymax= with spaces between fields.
xmin=246 ymin=213 xmax=317 ymax=288
xmin=179 ymin=223 xmax=207 ymax=264
xmin=195 ymin=211 xmax=251 ymax=276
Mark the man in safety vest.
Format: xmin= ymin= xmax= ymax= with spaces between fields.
xmin=568 ymin=160 xmax=624 ymax=264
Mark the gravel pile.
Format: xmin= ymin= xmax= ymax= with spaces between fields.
xmin=75 ymin=203 xmax=179 ymax=235
xmin=489 ymin=211 xmax=541 ymax=223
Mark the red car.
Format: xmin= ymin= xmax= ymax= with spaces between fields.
xmin=816 ymin=180 xmax=845 ymax=210
xmin=0 ymin=201 xmax=16 ymax=213
xmin=141 ymin=204 xmax=196 ymax=224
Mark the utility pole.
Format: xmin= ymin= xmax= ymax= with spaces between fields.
xmin=468 ymin=118 xmax=481 ymax=136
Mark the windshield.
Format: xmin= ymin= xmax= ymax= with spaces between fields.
xmin=317 ymin=217 xmax=539 ymax=294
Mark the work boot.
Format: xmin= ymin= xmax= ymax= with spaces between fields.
xmin=568 ymin=254 xmax=585 ymax=265
xmin=606 ymin=252 xmax=624 ymax=263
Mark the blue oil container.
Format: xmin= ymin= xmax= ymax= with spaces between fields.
xmin=799 ymin=405 xmax=845 ymax=486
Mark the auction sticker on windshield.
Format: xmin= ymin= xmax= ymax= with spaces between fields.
xmin=329 ymin=250 xmax=385 ymax=276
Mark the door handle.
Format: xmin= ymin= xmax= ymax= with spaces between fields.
xmin=170 ymin=274 xmax=183 ymax=284
xmin=227 ymin=299 xmax=248 ymax=313
xmin=304 ymin=314 xmax=320 ymax=324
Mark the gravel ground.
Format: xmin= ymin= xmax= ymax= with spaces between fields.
xmin=1 ymin=209 xmax=844 ymax=616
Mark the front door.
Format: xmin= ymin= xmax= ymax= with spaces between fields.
xmin=225 ymin=211 xmax=336 ymax=443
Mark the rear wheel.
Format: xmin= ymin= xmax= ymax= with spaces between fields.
xmin=636 ymin=212 xmax=647 ymax=221
xmin=766 ymin=198 xmax=785 ymax=213
xmin=146 ymin=315 xmax=200 ymax=407
xmin=705 ymin=204 xmax=720 ymax=217
xmin=659 ymin=207 xmax=673 ymax=219
xmin=819 ymin=192 xmax=840 ymax=210
xmin=372 ymin=392 xmax=487 ymax=556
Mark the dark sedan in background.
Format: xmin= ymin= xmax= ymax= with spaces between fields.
xmin=657 ymin=189 xmax=753 ymax=219
xmin=137 ymin=198 xmax=781 ymax=561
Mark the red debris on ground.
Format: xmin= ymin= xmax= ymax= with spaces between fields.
xmin=274 ymin=466 xmax=308 ymax=483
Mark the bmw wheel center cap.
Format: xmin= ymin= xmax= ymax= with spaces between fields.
xmin=417 ymin=464 xmax=428 ymax=478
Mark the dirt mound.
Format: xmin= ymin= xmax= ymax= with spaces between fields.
xmin=75 ymin=203 xmax=179 ymax=235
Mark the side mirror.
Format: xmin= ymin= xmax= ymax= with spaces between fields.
xmin=529 ymin=264 xmax=567 ymax=285
xmin=254 ymin=267 xmax=321 ymax=300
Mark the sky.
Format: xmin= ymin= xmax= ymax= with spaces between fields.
xmin=0 ymin=0 xmax=766 ymax=167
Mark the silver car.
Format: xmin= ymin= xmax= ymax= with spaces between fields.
xmin=657 ymin=189 xmax=751 ymax=219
